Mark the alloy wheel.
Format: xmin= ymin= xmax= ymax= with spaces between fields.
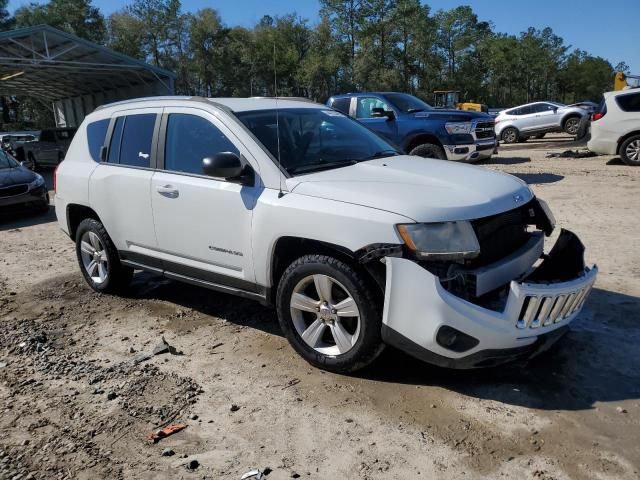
xmin=503 ymin=128 xmax=517 ymax=143
xmin=625 ymin=140 xmax=640 ymax=162
xmin=80 ymin=231 xmax=109 ymax=284
xmin=290 ymin=274 xmax=361 ymax=356
xmin=566 ymin=118 xmax=579 ymax=135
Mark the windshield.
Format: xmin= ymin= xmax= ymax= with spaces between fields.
xmin=385 ymin=93 xmax=432 ymax=113
xmin=0 ymin=150 xmax=19 ymax=169
xmin=236 ymin=108 xmax=400 ymax=175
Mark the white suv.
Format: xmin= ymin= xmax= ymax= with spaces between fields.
xmin=588 ymin=89 xmax=640 ymax=165
xmin=54 ymin=96 xmax=597 ymax=372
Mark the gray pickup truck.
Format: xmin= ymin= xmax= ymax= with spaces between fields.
xmin=14 ymin=127 xmax=76 ymax=169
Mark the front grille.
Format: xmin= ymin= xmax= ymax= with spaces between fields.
xmin=475 ymin=121 xmax=495 ymax=139
xmin=0 ymin=184 xmax=28 ymax=198
xmin=517 ymin=285 xmax=593 ymax=329
xmin=470 ymin=202 xmax=531 ymax=266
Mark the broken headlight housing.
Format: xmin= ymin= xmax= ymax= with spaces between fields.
xmin=397 ymin=221 xmax=480 ymax=261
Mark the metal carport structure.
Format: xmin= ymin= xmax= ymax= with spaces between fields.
xmin=0 ymin=25 xmax=175 ymax=127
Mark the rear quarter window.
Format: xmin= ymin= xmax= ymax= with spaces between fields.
xmin=86 ymin=119 xmax=110 ymax=162
xmin=615 ymin=92 xmax=640 ymax=112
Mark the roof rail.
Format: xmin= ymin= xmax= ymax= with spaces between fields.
xmin=95 ymin=96 xmax=209 ymax=111
xmin=248 ymin=96 xmax=318 ymax=104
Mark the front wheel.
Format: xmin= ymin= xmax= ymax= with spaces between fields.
xmin=409 ymin=143 xmax=446 ymax=160
xmin=276 ymin=255 xmax=384 ymax=373
xmin=75 ymin=218 xmax=133 ymax=293
xmin=620 ymin=135 xmax=640 ymax=166
xmin=501 ymin=127 xmax=519 ymax=144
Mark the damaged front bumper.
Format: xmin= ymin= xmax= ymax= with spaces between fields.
xmin=381 ymin=230 xmax=597 ymax=369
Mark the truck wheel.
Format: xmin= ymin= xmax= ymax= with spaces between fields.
xmin=563 ymin=116 xmax=581 ymax=135
xmin=620 ymin=135 xmax=640 ymax=166
xmin=276 ymin=255 xmax=384 ymax=373
xmin=501 ymin=127 xmax=519 ymax=144
xmin=75 ymin=218 xmax=133 ymax=294
xmin=28 ymin=153 xmax=38 ymax=171
xmin=409 ymin=143 xmax=445 ymax=160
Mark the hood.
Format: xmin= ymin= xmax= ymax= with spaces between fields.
xmin=0 ymin=165 xmax=37 ymax=187
xmin=287 ymin=156 xmax=532 ymax=223
xmin=414 ymin=110 xmax=492 ymax=122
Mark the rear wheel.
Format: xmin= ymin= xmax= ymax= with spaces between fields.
xmin=563 ymin=116 xmax=581 ymax=135
xmin=409 ymin=143 xmax=446 ymax=160
xmin=75 ymin=218 xmax=133 ymax=293
xmin=276 ymin=255 xmax=384 ymax=373
xmin=620 ymin=135 xmax=640 ymax=166
xmin=501 ymin=127 xmax=519 ymax=144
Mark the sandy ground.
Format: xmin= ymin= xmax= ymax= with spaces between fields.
xmin=1 ymin=133 xmax=639 ymax=480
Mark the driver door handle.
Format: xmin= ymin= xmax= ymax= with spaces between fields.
xmin=156 ymin=185 xmax=179 ymax=198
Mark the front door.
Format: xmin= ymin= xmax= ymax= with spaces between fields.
xmin=150 ymin=107 xmax=259 ymax=291
xmin=354 ymin=96 xmax=399 ymax=144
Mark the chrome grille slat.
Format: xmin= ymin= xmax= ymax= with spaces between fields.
xmin=537 ymin=297 xmax=556 ymax=327
xmin=550 ymin=295 xmax=568 ymax=323
xmin=523 ymin=296 xmax=541 ymax=328
xmin=560 ymin=292 xmax=577 ymax=319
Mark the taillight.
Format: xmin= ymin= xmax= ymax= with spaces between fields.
xmin=53 ymin=165 xmax=58 ymax=192
xmin=592 ymin=111 xmax=605 ymax=121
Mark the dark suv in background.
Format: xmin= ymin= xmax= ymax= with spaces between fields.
xmin=327 ymin=92 xmax=497 ymax=163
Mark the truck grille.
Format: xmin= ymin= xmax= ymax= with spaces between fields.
xmin=470 ymin=203 xmax=531 ymax=266
xmin=517 ymin=284 xmax=593 ymax=329
xmin=475 ymin=121 xmax=495 ymax=139
xmin=0 ymin=184 xmax=28 ymax=198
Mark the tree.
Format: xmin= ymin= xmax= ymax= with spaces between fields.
xmin=14 ymin=0 xmax=106 ymax=43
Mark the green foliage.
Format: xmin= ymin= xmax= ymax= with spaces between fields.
xmin=0 ymin=0 xmax=627 ymax=121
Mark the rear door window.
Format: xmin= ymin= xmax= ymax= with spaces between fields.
xmin=108 ymin=114 xmax=156 ymax=168
xmin=616 ymin=93 xmax=640 ymax=112
xmin=330 ymin=98 xmax=351 ymax=115
xmin=164 ymin=113 xmax=239 ymax=175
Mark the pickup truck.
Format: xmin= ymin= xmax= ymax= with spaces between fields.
xmin=327 ymin=92 xmax=497 ymax=162
xmin=14 ymin=127 xmax=76 ymax=169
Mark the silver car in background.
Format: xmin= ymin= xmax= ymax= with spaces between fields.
xmin=495 ymin=101 xmax=588 ymax=143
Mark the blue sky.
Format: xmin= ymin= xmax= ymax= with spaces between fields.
xmin=9 ymin=0 xmax=639 ymax=71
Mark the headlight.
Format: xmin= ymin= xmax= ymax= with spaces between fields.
xmin=397 ymin=221 xmax=480 ymax=261
xmin=29 ymin=174 xmax=45 ymax=189
xmin=444 ymin=121 xmax=473 ymax=135
xmin=535 ymin=198 xmax=556 ymax=234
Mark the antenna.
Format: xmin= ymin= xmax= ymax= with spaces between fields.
xmin=274 ymin=42 xmax=285 ymax=199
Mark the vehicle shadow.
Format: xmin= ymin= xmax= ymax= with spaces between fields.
xmin=512 ymin=172 xmax=564 ymax=184
xmin=126 ymin=271 xmax=282 ymax=336
xmin=358 ymin=287 xmax=640 ymax=411
xmin=0 ymin=205 xmax=56 ymax=231
xmin=482 ymin=156 xmax=531 ymax=165
xmin=606 ymin=157 xmax=625 ymax=166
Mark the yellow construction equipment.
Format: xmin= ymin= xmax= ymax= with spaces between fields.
xmin=432 ymin=90 xmax=488 ymax=113
xmin=614 ymin=72 xmax=640 ymax=90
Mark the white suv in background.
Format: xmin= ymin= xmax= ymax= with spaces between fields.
xmin=54 ymin=96 xmax=597 ymax=373
xmin=588 ymin=89 xmax=640 ymax=165
xmin=495 ymin=101 xmax=586 ymax=143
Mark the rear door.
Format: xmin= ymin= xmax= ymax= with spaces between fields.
xmin=88 ymin=108 xmax=160 ymax=261
xmin=149 ymin=107 xmax=259 ymax=291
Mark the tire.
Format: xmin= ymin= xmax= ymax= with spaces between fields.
xmin=409 ymin=143 xmax=446 ymax=160
xmin=533 ymin=133 xmax=546 ymax=139
xmin=75 ymin=218 xmax=133 ymax=294
xmin=563 ymin=116 xmax=581 ymax=135
xmin=500 ymin=127 xmax=519 ymax=144
xmin=28 ymin=152 xmax=38 ymax=171
xmin=620 ymin=135 xmax=640 ymax=166
xmin=575 ymin=115 xmax=590 ymax=141
xmin=276 ymin=255 xmax=385 ymax=373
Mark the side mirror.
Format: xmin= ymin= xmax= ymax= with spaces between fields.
xmin=371 ymin=107 xmax=395 ymax=121
xmin=202 ymin=152 xmax=253 ymax=183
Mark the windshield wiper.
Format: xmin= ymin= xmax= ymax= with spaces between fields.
xmin=360 ymin=150 xmax=400 ymax=161
xmin=288 ymin=159 xmax=358 ymax=174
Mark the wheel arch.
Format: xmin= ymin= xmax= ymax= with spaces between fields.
xmin=67 ymin=203 xmax=102 ymax=240
xmin=616 ymin=130 xmax=640 ymax=155
xmin=404 ymin=132 xmax=444 ymax=153
xmin=561 ymin=112 xmax=582 ymax=129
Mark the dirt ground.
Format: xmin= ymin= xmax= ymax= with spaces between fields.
xmin=1 ymin=133 xmax=639 ymax=480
